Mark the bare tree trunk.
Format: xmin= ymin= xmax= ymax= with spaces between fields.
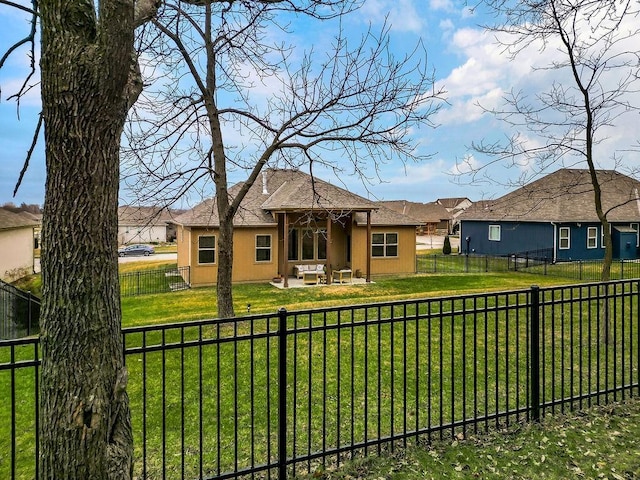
xmin=38 ymin=0 xmax=135 ymax=476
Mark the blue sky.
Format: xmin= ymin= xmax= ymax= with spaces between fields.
xmin=1 ymin=0 xmax=639 ymax=208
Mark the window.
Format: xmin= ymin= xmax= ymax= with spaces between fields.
xmin=198 ymin=235 xmax=216 ymax=264
xmin=288 ymin=229 xmax=299 ymax=261
xmin=372 ymin=232 xmax=398 ymax=257
xmin=601 ymin=224 xmax=611 ymax=249
xmin=587 ymin=227 xmax=598 ymax=249
xmin=488 ymin=225 xmax=501 ymax=241
xmin=559 ymin=227 xmax=570 ymax=250
xmin=302 ymin=229 xmax=315 ymax=260
xmin=292 ymin=228 xmax=326 ymax=261
xmin=317 ymin=229 xmax=327 ymax=260
xmin=255 ymin=234 xmax=271 ymax=262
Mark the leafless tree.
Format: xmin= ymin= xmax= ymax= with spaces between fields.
xmin=0 ymin=0 xmax=442 ymax=474
xmin=123 ymin=0 xmax=444 ymax=317
xmin=465 ymin=0 xmax=640 ymax=285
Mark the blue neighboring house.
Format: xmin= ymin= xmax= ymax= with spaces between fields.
xmin=458 ymin=169 xmax=640 ymax=262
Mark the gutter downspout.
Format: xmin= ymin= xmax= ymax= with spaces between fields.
xmin=551 ymin=222 xmax=557 ymax=263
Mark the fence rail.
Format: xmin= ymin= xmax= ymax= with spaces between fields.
xmin=119 ymin=265 xmax=190 ymax=297
xmin=0 ymin=279 xmax=40 ymax=340
xmin=417 ymin=253 xmax=640 ymax=281
xmin=2 ymin=279 xmax=639 ymax=479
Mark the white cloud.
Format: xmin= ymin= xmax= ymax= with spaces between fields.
xmin=359 ymin=0 xmax=425 ymax=33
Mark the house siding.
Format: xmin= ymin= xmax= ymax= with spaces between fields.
xmin=460 ymin=221 xmax=554 ymax=257
xmin=0 ymin=227 xmax=34 ymax=282
xmin=118 ymin=224 xmax=167 ymax=244
xmin=351 ymin=225 xmax=416 ymax=277
xmin=461 ymin=220 xmax=640 ymax=261
xmin=185 ymin=226 xmax=280 ymax=286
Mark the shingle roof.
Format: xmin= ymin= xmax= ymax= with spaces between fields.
xmin=118 ymin=206 xmax=179 ymax=225
xmin=460 ymin=169 xmax=640 ymax=223
xmin=175 ymin=169 xmax=419 ymax=227
xmin=437 ymin=197 xmax=471 ymax=209
xmin=378 ymin=200 xmax=450 ymax=223
xmin=0 ymin=208 xmax=40 ymax=231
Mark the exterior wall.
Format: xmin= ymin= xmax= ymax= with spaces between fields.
xmin=118 ymin=224 xmax=167 ymax=244
xmin=460 ymin=220 xmax=640 ymax=261
xmin=460 ymin=221 xmax=554 ymax=257
xmin=351 ymin=225 xmax=416 ymax=277
xmin=0 ymin=227 xmax=34 ymax=282
xmin=186 ymin=226 xmax=279 ymax=286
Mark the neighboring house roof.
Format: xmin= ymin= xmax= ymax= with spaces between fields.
xmin=118 ymin=206 xmax=179 ymax=226
xmin=0 ymin=208 xmax=39 ymax=231
xmin=378 ymin=200 xmax=450 ymax=224
xmin=437 ymin=197 xmax=472 ymax=210
xmin=175 ymin=169 xmax=421 ymax=228
xmin=460 ymin=168 xmax=640 ymax=223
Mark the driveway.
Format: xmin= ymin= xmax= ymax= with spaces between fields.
xmin=416 ymin=235 xmax=460 ymax=251
xmin=118 ymin=253 xmax=177 ymax=263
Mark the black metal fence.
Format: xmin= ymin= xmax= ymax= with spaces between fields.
xmin=120 ymin=265 xmax=190 ymax=297
xmin=0 ymin=279 xmax=40 ymax=340
xmin=418 ymin=252 xmax=640 ymax=282
xmin=2 ymin=280 xmax=639 ymax=479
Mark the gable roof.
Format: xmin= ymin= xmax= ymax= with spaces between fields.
xmin=378 ymin=200 xmax=450 ymax=224
xmin=437 ymin=197 xmax=471 ymax=209
xmin=460 ymin=169 xmax=640 ymax=223
xmin=175 ymin=169 xmax=420 ymax=227
xmin=0 ymin=208 xmax=40 ymax=231
xmin=118 ymin=206 xmax=179 ymax=225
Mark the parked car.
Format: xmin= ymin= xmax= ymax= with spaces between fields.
xmin=118 ymin=244 xmax=155 ymax=257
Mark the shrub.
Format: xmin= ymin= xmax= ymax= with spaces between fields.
xmin=443 ymin=235 xmax=452 ymax=255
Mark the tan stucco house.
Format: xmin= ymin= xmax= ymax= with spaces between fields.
xmin=0 ymin=208 xmax=39 ymax=282
xmin=173 ymin=169 xmax=421 ymax=287
xmin=118 ymin=206 xmax=180 ymax=244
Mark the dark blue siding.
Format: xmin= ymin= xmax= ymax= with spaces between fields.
xmin=460 ymin=221 xmax=553 ymax=257
xmin=460 ymin=220 xmax=640 ymax=260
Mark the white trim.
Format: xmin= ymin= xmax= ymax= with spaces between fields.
xmin=488 ymin=224 xmax=501 ymax=241
xmin=255 ymin=233 xmax=272 ymax=263
xmin=197 ymin=234 xmax=216 ymax=264
xmin=586 ymin=226 xmax=598 ymax=249
xmin=559 ymin=227 xmax=570 ymax=250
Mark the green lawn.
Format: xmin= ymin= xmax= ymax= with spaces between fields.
xmin=314 ymin=398 xmax=640 ymax=479
xmin=120 ymin=270 xmax=573 ymax=327
xmin=2 ymin=269 xmax=637 ymax=479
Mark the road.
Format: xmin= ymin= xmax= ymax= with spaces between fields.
xmin=118 ymin=253 xmax=177 ymax=263
xmin=416 ymin=235 xmax=460 ymax=251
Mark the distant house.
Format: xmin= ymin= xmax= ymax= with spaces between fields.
xmin=0 ymin=208 xmax=39 ymax=282
xmin=173 ymin=169 xmax=421 ymax=287
xmin=436 ymin=197 xmax=473 ymax=233
xmin=118 ymin=206 xmax=179 ymax=244
xmin=459 ymin=169 xmax=640 ymax=261
xmin=379 ymin=200 xmax=451 ymax=234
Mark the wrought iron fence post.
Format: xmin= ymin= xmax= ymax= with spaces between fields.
xmin=530 ymin=285 xmax=541 ymax=422
xmin=278 ymin=307 xmax=288 ymax=479
xmin=27 ymin=291 xmax=32 ymax=336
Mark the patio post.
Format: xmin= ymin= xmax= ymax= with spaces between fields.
xmin=366 ymin=210 xmax=371 ymax=283
xmin=283 ymin=212 xmax=289 ymax=288
xmin=326 ymin=213 xmax=332 ymax=285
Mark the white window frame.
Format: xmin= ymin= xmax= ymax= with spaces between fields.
xmin=559 ymin=227 xmax=570 ymax=250
xmin=601 ymin=224 xmax=611 ymax=249
xmin=488 ymin=225 xmax=501 ymax=242
xmin=255 ymin=234 xmax=272 ymax=262
xmin=372 ymin=232 xmax=399 ymax=258
xmin=587 ymin=226 xmax=598 ymax=249
xmin=198 ymin=235 xmax=216 ymax=264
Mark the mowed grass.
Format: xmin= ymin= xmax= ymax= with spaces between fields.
xmin=314 ymin=398 xmax=640 ymax=479
xmin=2 ymin=267 xmax=635 ymax=479
xmin=120 ymin=269 xmax=573 ymax=327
